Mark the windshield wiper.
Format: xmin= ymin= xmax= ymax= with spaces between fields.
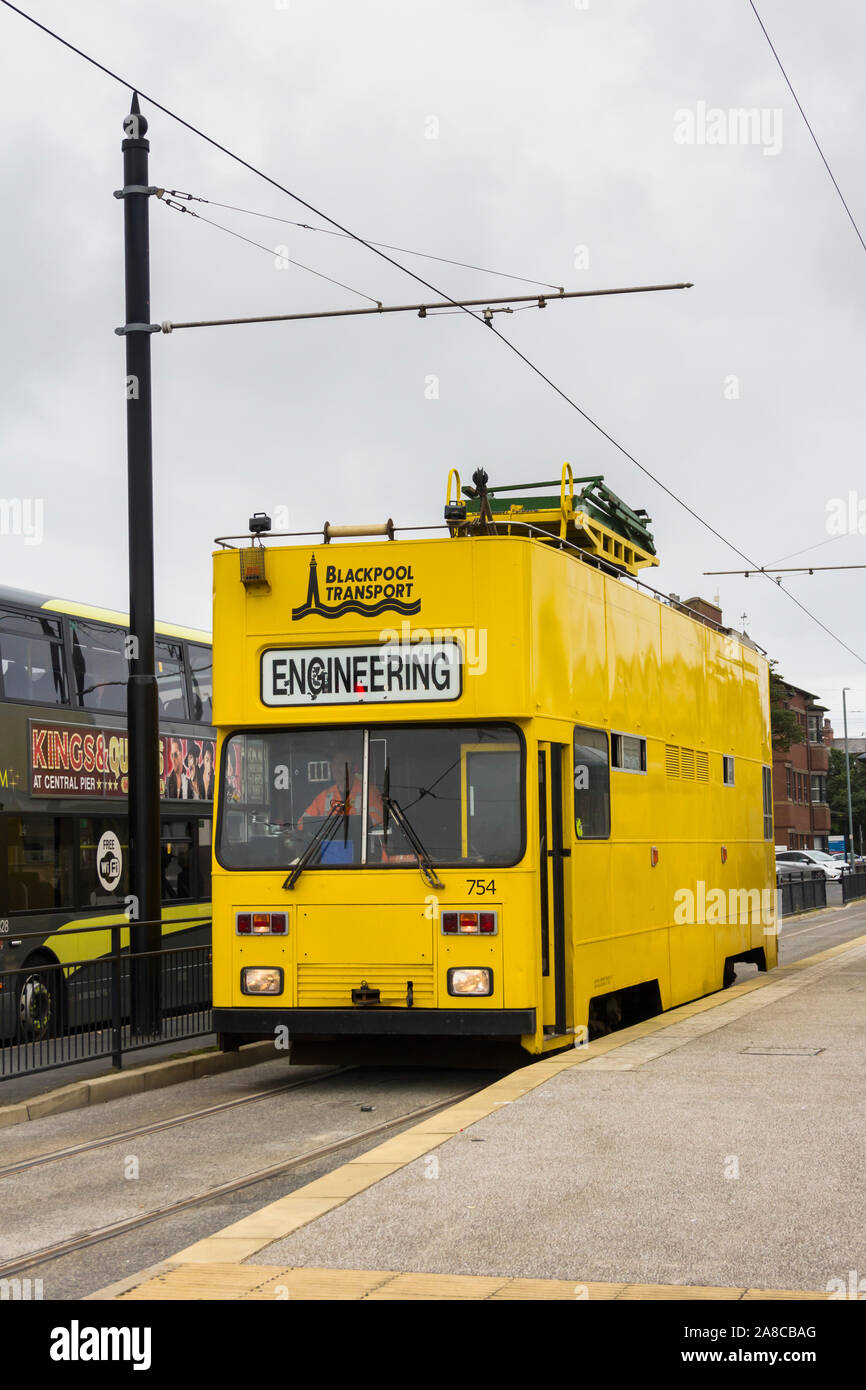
xmin=283 ymin=760 xmax=352 ymax=890
xmin=383 ymin=761 xmax=445 ymax=891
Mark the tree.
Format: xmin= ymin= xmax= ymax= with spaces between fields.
xmin=827 ymin=747 xmax=866 ymax=850
xmin=768 ymin=661 xmax=806 ymax=753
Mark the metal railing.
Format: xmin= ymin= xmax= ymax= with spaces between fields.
xmin=841 ymin=869 xmax=866 ymax=904
xmin=776 ymin=871 xmax=827 ymax=917
xmin=0 ymin=915 xmax=211 ymax=1081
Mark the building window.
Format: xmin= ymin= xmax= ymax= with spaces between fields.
xmin=811 ymin=774 xmax=827 ymax=805
xmin=611 ymin=732 xmax=646 ymax=774
xmin=573 ymin=726 xmax=610 ymax=839
xmin=785 ymin=766 xmax=793 ymax=801
xmin=762 ymin=766 xmax=773 ymax=840
xmin=807 ymin=713 xmax=823 ymax=744
xmin=723 ymin=756 xmax=735 ymax=786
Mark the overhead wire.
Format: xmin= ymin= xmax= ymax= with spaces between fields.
xmin=158 ymin=195 xmax=382 ymax=305
xmin=747 ymin=0 xmax=866 ymax=255
xmin=1 ymin=0 xmax=863 ymax=666
xmin=161 ymin=189 xmax=565 ymax=291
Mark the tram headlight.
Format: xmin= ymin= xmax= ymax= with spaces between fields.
xmin=241 ymin=967 xmax=284 ymax=995
xmin=447 ymin=967 xmax=493 ymax=997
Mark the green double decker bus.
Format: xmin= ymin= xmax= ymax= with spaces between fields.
xmin=0 ymin=585 xmax=214 ymax=1040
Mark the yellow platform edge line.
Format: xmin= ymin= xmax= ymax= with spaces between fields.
xmin=110 ymin=1263 xmax=831 ymax=1302
xmin=88 ymin=930 xmax=866 ymax=1301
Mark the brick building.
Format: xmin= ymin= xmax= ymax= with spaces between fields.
xmin=772 ymin=681 xmax=832 ymax=851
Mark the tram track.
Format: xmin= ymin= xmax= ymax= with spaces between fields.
xmin=0 ymin=1065 xmax=350 ymax=1180
xmin=0 ymin=1081 xmax=487 ymax=1280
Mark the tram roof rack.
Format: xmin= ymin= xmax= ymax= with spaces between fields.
xmin=444 ymin=464 xmax=658 ymax=577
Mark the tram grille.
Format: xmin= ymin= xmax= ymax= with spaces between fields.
xmin=297 ymin=963 xmax=435 ymax=1008
xmin=680 ymin=747 xmax=695 ymax=779
xmin=665 ymin=744 xmax=679 ymax=777
xmin=696 ymin=750 xmax=709 ymax=781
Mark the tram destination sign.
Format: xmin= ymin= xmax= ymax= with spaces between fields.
xmin=261 ymin=641 xmax=462 ymax=706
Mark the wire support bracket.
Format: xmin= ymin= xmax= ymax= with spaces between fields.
xmin=113 ymin=184 xmax=161 ymax=198
xmin=114 ymin=322 xmax=162 ymax=335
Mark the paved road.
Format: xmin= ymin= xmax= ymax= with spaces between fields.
xmin=0 ymin=1064 xmax=496 ymax=1299
xmin=1 ymin=897 xmax=862 ymax=1299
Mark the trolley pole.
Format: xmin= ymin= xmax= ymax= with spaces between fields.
xmin=119 ymin=94 xmax=161 ymax=1035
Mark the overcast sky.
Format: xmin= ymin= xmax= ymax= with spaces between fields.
xmin=0 ymin=0 xmax=864 ymax=734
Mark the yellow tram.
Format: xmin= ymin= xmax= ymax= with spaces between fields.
xmin=211 ymin=467 xmax=776 ymax=1062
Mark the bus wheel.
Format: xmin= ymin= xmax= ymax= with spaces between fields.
xmin=18 ymin=957 xmax=60 ymax=1040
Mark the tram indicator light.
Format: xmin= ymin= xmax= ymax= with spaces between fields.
xmin=236 ymin=911 xmax=288 ymax=935
xmin=440 ymin=910 xmax=498 ymax=935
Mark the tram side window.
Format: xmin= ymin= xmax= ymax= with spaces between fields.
xmin=573 ymin=726 xmax=610 ymax=839
xmin=611 ymin=732 xmax=647 ymax=774
xmin=4 ymin=815 xmax=74 ymax=911
xmin=156 ymin=640 xmax=188 ymax=719
xmin=188 ymin=643 xmax=213 ymax=723
xmin=77 ymin=816 xmax=130 ymax=906
xmin=0 ymin=610 xmax=67 ymax=704
xmin=70 ymin=620 xmax=127 ymax=713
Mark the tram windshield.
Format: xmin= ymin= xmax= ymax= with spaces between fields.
xmin=218 ymin=723 xmax=523 ymax=870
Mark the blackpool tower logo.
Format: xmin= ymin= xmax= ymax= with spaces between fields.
xmin=291 ymin=554 xmax=422 ymax=621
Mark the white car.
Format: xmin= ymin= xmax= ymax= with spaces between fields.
xmin=775 ymin=850 xmax=843 ymax=880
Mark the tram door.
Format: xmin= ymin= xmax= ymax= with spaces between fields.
xmin=537 ymin=743 xmax=568 ymax=1036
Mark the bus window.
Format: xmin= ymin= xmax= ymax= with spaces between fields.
xmin=161 ymin=819 xmax=194 ymax=900
xmin=573 ymin=726 xmax=610 ymax=839
xmin=0 ymin=610 xmax=67 ymax=704
xmin=188 ymin=643 xmax=213 ymax=723
xmin=70 ymin=620 xmax=128 ymax=713
xmin=197 ymin=818 xmax=212 ymax=898
xmin=77 ymin=816 xmax=129 ymax=906
xmin=5 ymin=815 xmax=74 ymax=911
xmin=156 ymin=640 xmax=188 ymax=719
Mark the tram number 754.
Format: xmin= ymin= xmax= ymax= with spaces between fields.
xmin=466 ymin=879 xmax=496 ymax=895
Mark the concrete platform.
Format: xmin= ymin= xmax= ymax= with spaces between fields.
xmin=95 ymin=932 xmax=866 ymax=1301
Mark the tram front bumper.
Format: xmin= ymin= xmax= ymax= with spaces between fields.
xmin=213 ymin=1007 xmax=536 ymax=1037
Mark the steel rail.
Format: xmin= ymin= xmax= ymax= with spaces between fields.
xmin=0 ymin=1082 xmax=488 ymax=1279
xmin=0 ymin=1066 xmax=349 ymax=1179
